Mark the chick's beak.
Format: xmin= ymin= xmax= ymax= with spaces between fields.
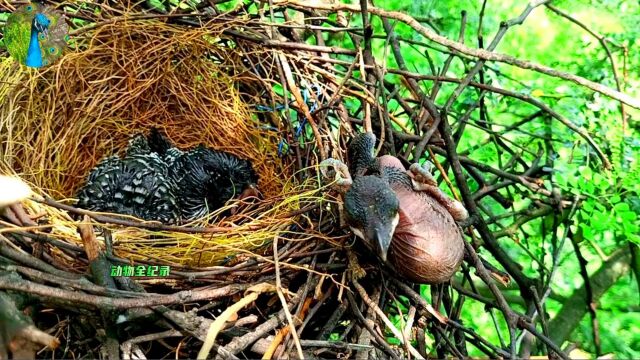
xmin=368 ymin=213 xmax=399 ymax=263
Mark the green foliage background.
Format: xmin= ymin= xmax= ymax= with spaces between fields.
xmin=320 ymin=0 xmax=640 ymax=357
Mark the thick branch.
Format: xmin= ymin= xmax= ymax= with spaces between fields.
xmin=548 ymin=249 xmax=631 ymax=346
xmin=0 ymin=272 xmax=245 ymax=310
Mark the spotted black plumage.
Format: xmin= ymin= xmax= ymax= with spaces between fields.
xmin=76 ymin=152 xmax=181 ymax=223
xmin=125 ymin=133 xmax=153 ymax=156
xmin=130 ymin=128 xmax=258 ymax=219
xmin=76 ymin=128 xmax=259 ymax=223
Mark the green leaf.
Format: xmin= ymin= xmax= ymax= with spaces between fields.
xmin=579 ymin=224 xmax=594 ymax=241
xmin=387 ymin=337 xmax=401 ymax=346
xmin=579 ymin=166 xmax=593 ymax=180
xmin=590 ymin=211 xmax=610 ymax=231
xmin=623 ymin=221 xmax=638 ymax=234
xmin=594 ymin=202 xmax=607 ymax=212
xmin=593 ymin=172 xmax=607 ymax=189
xmin=620 ymin=211 xmax=638 ymax=222
xmin=582 ymin=180 xmax=595 ymax=193
xmin=556 ymin=173 xmax=567 ymax=187
xmin=629 ymin=234 xmax=640 ymax=245
xmin=614 ymin=202 xmax=631 ymax=212
xmin=582 ymin=201 xmax=594 ymax=212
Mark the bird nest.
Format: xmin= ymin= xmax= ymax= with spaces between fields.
xmin=0 ymin=17 xmax=330 ymax=268
xmin=0 ymin=1 xmax=613 ymax=359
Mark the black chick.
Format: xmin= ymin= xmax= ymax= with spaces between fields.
xmin=76 ymin=135 xmax=181 ymax=223
xmin=141 ymin=128 xmax=260 ymax=220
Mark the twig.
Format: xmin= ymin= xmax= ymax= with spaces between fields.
xmin=518 ymin=319 xmax=568 ymax=359
xmin=462 ymin=243 xmax=518 ymax=359
xmin=394 ymin=280 xmax=509 ymax=358
xmin=121 ymin=330 xmax=183 ymax=360
xmin=277 ymin=53 xmax=327 ymax=161
xmin=568 ymin=228 xmax=602 ymax=356
xmin=0 ymin=292 xmax=60 ymax=359
xmin=273 ymin=0 xmax=640 ymax=110
xmin=355 ymin=281 xmax=379 ymax=360
xmin=197 ymin=283 xmax=278 ymax=359
xmin=316 ymin=301 xmax=348 ymax=340
xmin=352 ymin=279 xmax=424 ymax=359
xmin=436 ymin=83 xmax=537 ymax=300
xmin=273 ymin=236 xmax=304 ymax=359
xmin=40 ymin=198 xmax=262 ymax=234
xmin=545 ymin=4 xmax=627 ymax=134
xmin=216 ymin=310 xmax=288 ymax=358
xmin=346 ymin=291 xmax=401 ymax=360
xmin=530 ymin=286 xmax=554 ymax=358
xmin=299 ymin=340 xmax=373 ymax=351
xmin=0 ymin=236 xmax=80 ymax=279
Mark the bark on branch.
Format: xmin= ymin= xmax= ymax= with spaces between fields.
xmin=548 ymin=249 xmax=631 ymax=346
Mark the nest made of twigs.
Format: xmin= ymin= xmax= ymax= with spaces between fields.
xmin=0 ymin=0 xmax=621 ymax=358
xmin=0 ymin=18 xmax=329 ymax=269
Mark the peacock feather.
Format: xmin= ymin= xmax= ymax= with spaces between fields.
xmin=4 ymin=2 xmax=69 ymax=68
